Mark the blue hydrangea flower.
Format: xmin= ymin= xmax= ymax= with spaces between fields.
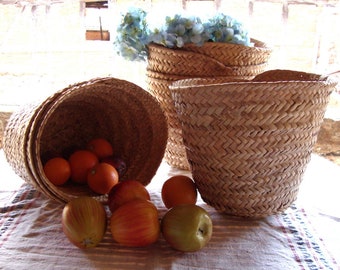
xmin=113 ymin=8 xmax=253 ymax=61
xmin=113 ymin=7 xmax=150 ymax=61
xmin=203 ymin=13 xmax=251 ymax=46
xmin=150 ymin=14 xmax=206 ymax=48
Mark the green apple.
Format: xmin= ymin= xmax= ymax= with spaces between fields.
xmin=161 ymin=204 xmax=213 ymax=252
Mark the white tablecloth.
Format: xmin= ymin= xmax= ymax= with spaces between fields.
xmin=1 ymin=150 xmax=340 ymax=270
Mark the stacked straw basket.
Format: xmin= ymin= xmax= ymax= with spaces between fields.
xmin=3 ymin=78 xmax=168 ymax=203
xmin=170 ymin=69 xmax=338 ymax=217
xmin=146 ymin=39 xmax=272 ymax=170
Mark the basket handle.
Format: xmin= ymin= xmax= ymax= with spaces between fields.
xmin=324 ymin=70 xmax=340 ymax=79
xmin=324 ymin=70 xmax=340 ymax=93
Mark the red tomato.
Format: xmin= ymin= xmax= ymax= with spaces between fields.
xmin=86 ymin=138 xmax=114 ymax=160
xmin=43 ymin=157 xmax=71 ymax=186
xmin=87 ymin=163 xmax=119 ymax=195
xmin=161 ymin=175 xmax=197 ymax=209
xmin=68 ymin=150 xmax=99 ymax=184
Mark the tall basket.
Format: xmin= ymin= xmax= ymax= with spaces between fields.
xmin=3 ymin=78 xmax=168 ymax=203
xmin=146 ymin=39 xmax=272 ymax=170
xmin=170 ymin=70 xmax=337 ymax=217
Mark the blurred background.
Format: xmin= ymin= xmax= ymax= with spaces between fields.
xmin=1 ymin=0 xmax=339 ymax=163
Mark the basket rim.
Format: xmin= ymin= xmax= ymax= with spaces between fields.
xmin=147 ymin=38 xmax=272 ymax=68
xmin=147 ymin=38 xmax=272 ymax=72
xmin=181 ymin=38 xmax=272 ymax=51
xmin=169 ymin=70 xmax=338 ymax=90
xmin=170 ymin=79 xmax=337 ymax=89
xmin=147 ymin=38 xmax=272 ymax=52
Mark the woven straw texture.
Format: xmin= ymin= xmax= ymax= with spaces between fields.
xmin=181 ymin=39 xmax=272 ymax=66
xmin=3 ymin=78 xmax=168 ymax=203
xmin=146 ymin=40 xmax=272 ymax=170
xmin=146 ymin=71 xmax=246 ymax=169
xmin=147 ymin=41 xmax=270 ymax=78
xmin=170 ymin=70 xmax=337 ymax=217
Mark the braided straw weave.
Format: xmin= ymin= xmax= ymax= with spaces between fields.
xmin=147 ymin=42 xmax=270 ymax=77
xmin=3 ymin=78 xmax=168 ymax=203
xmin=170 ymin=70 xmax=337 ymax=217
xmin=181 ymin=39 xmax=272 ymax=66
xmin=146 ymin=40 xmax=272 ymax=170
xmin=146 ymin=70 xmax=246 ymax=169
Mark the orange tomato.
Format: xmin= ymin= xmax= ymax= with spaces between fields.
xmin=87 ymin=163 xmax=119 ymax=195
xmin=43 ymin=157 xmax=71 ymax=186
xmin=161 ymin=175 xmax=197 ymax=209
xmin=86 ymin=138 xmax=114 ymax=160
xmin=68 ymin=150 xmax=99 ymax=184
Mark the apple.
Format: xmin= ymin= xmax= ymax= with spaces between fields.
xmin=62 ymin=197 xmax=107 ymax=249
xmin=108 ymin=180 xmax=150 ymax=213
xmin=101 ymin=156 xmax=127 ymax=177
xmin=110 ymin=199 xmax=160 ymax=247
xmin=161 ymin=204 xmax=213 ymax=252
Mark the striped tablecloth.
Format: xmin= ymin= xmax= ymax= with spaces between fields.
xmin=1 ymin=151 xmax=340 ymax=270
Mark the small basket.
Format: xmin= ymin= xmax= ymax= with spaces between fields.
xmin=170 ymin=70 xmax=337 ymax=217
xmin=147 ymin=42 xmax=270 ymax=78
xmin=3 ymin=78 xmax=168 ymax=203
xmin=146 ymin=40 xmax=272 ymax=170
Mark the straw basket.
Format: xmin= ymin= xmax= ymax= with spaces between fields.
xmin=3 ymin=78 xmax=168 ymax=203
xmin=170 ymin=70 xmax=337 ymax=217
xmin=146 ymin=39 xmax=272 ymax=170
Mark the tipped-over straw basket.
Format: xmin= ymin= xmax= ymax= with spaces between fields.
xmin=146 ymin=39 xmax=272 ymax=170
xmin=3 ymin=78 xmax=168 ymax=203
xmin=170 ymin=69 xmax=337 ymax=217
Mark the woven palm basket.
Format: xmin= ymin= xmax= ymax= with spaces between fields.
xmin=146 ymin=71 xmax=246 ymax=169
xmin=170 ymin=70 xmax=337 ymax=217
xmin=147 ymin=40 xmax=270 ymax=77
xmin=146 ymin=40 xmax=272 ymax=170
xmin=3 ymin=77 xmax=168 ymax=203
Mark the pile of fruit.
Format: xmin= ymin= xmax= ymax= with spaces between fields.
xmin=43 ymin=138 xmax=126 ymax=194
xmin=42 ymin=138 xmax=213 ymax=252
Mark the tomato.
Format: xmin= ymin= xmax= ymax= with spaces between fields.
xmin=87 ymin=163 xmax=119 ymax=195
xmin=110 ymin=199 xmax=160 ymax=247
xmin=68 ymin=150 xmax=99 ymax=184
xmin=43 ymin=157 xmax=71 ymax=186
xmin=86 ymin=138 xmax=114 ymax=160
xmin=161 ymin=175 xmax=197 ymax=209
